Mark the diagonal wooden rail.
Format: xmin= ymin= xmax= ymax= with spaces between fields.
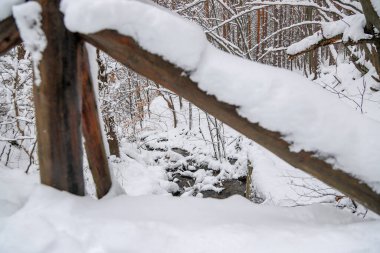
xmin=79 ymin=44 xmax=112 ymax=198
xmin=81 ymin=30 xmax=380 ymax=214
xmin=1 ymin=8 xmax=380 ymax=213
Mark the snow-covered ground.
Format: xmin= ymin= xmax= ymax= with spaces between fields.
xmin=1 ymin=167 xmax=380 ymax=253
xmin=129 ymin=96 xmax=368 ymax=210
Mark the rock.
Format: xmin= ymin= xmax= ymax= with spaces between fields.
xmin=172 ymin=174 xmax=195 ymax=191
xmin=202 ymin=179 xmax=246 ymax=199
xmin=171 ymin=147 xmax=190 ymax=157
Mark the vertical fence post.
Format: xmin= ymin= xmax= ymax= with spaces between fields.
xmin=35 ymin=0 xmax=84 ymax=195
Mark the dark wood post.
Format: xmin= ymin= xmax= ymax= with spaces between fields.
xmin=35 ymin=0 xmax=84 ymax=195
xmin=79 ymin=45 xmax=112 ymax=198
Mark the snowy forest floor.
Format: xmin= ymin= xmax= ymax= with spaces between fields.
xmin=1 ymin=166 xmax=380 ymax=252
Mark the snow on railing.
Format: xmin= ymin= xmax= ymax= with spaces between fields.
xmin=61 ymin=0 xmax=380 ymax=193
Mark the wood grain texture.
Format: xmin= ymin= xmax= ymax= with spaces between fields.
xmin=79 ymin=45 xmax=112 ymax=198
xmin=82 ymin=30 xmax=380 ymax=214
xmin=0 ymin=17 xmax=21 ymax=56
xmin=35 ymin=0 xmax=84 ymax=195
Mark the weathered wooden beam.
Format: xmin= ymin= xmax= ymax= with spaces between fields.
xmin=79 ymin=44 xmax=112 ymax=198
xmin=0 ymin=17 xmax=21 ymax=56
xmin=35 ymin=0 xmax=84 ymax=195
xmin=81 ymin=30 xmax=380 ymax=214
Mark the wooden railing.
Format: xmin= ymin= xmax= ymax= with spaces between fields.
xmin=1 ymin=1 xmax=379 ymax=214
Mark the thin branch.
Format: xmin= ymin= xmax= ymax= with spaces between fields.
xmin=288 ymin=34 xmax=379 ymax=58
xmin=176 ymin=0 xmax=205 ymax=14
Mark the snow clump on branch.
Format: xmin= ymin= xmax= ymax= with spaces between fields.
xmin=287 ymin=14 xmax=373 ymax=56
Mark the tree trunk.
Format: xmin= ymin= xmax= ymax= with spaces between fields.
xmin=168 ymin=95 xmax=177 ymax=128
xmin=188 ymin=101 xmax=192 ymax=130
xmin=105 ymin=116 xmax=120 ymax=158
xmin=96 ymin=49 xmax=120 ymax=157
